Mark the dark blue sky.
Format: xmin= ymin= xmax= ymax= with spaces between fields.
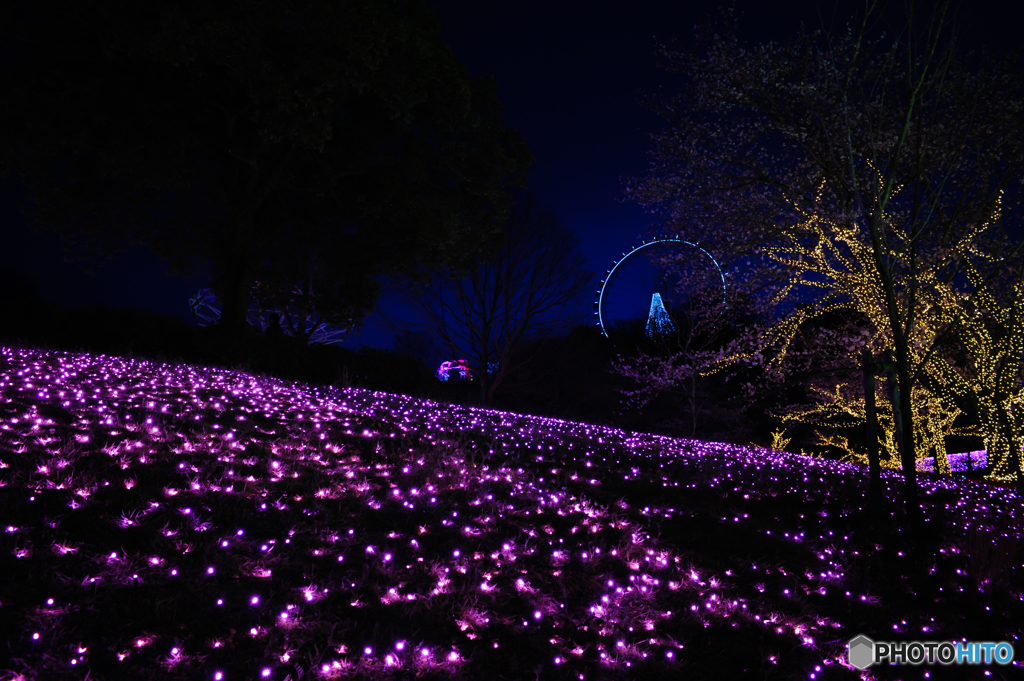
xmin=357 ymin=0 xmax=842 ymax=346
xmin=3 ymin=0 xmax=1018 ymax=348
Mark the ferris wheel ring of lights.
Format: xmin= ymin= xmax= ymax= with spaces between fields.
xmin=594 ymin=237 xmax=726 ymax=339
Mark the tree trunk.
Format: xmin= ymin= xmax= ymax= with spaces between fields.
xmin=895 ymin=346 xmax=919 ymax=521
xmin=997 ymin=405 xmax=1024 ymax=497
xmin=217 ymin=213 xmax=255 ymax=337
xmin=218 ymin=256 xmax=252 ymax=334
xmin=863 ymin=348 xmax=881 ymax=510
xmin=486 ymin=363 xmax=507 ymax=408
xmin=1014 ymin=445 xmax=1023 ymax=498
xmin=298 ymin=275 xmax=314 ymax=345
xmin=688 ymin=372 xmax=698 ymax=438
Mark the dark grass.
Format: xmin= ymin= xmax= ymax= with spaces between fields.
xmin=0 ymin=346 xmax=1022 ymax=681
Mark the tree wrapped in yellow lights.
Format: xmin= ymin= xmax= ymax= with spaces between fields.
xmin=760 ymin=182 xmax=970 ymax=484
xmin=777 ymin=381 xmax=961 ymax=478
xmin=926 ymin=257 xmax=1024 ymax=490
xmin=627 ymin=0 xmax=1024 ymax=519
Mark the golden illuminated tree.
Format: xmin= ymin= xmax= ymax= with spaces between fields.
xmin=755 ymin=184 xmax=1024 ymax=493
xmin=926 ymin=256 xmax=1024 ymax=490
xmin=628 ymin=1 xmax=1024 ymax=518
xmin=757 ymin=181 xmax=969 ymax=479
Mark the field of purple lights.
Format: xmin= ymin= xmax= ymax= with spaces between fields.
xmin=1 ymin=346 xmax=1021 ymax=680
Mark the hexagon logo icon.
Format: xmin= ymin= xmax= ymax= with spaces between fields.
xmin=848 ymin=635 xmax=875 ymax=669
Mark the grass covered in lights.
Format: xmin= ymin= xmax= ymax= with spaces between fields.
xmin=0 ymin=347 xmax=1021 ymax=680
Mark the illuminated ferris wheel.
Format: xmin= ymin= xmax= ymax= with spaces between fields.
xmin=594 ymin=237 xmax=726 ymax=340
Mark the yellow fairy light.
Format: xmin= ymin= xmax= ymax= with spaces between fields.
xmin=743 ymin=181 xmax=1016 ymax=482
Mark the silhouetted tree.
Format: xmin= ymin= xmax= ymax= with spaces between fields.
xmin=250 ymin=216 xmax=380 ymax=345
xmin=1 ymin=0 xmax=531 ymax=337
xmin=400 ymin=192 xmax=593 ymax=406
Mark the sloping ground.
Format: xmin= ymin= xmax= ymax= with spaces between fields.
xmin=0 ymin=346 xmax=1021 ymax=680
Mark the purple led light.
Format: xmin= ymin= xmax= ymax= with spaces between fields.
xmin=1 ymin=346 xmax=1018 ymax=679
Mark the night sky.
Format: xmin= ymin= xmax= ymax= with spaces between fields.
xmin=2 ymin=0 xmax=1019 ymax=348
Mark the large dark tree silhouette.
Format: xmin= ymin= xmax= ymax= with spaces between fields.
xmin=1 ymin=0 xmax=531 ymax=336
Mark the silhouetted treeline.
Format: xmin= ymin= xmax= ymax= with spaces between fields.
xmin=0 ymin=270 xmax=439 ymax=397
